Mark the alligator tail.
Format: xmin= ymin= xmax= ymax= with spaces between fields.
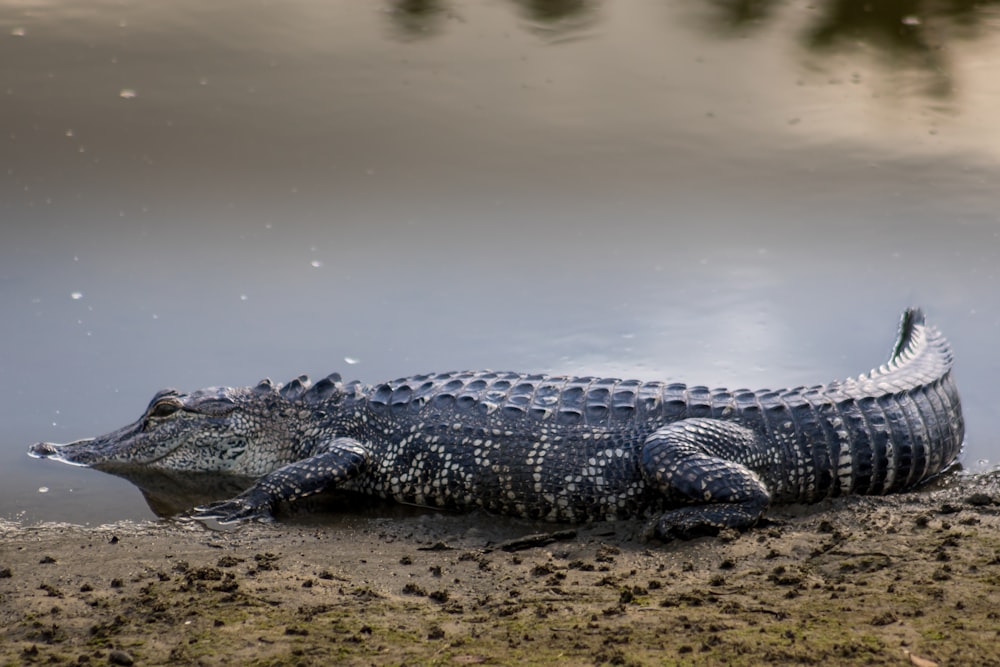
xmin=856 ymin=307 xmax=964 ymax=492
xmin=779 ymin=308 xmax=966 ymax=499
xmin=879 ymin=306 xmax=955 ymax=389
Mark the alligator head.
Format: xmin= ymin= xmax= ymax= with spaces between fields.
xmin=29 ymin=373 xmax=345 ymax=477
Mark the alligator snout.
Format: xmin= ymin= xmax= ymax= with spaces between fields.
xmin=28 ymin=442 xmax=60 ymax=459
xmin=28 ymin=439 xmax=97 ymax=466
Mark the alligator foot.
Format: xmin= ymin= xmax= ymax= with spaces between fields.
xmin=190 ymin=488 xmax=275 ymax=524
xmin=190 ymin=437 xmax=371 ymax=524
xmin=643 ymin=505 xmax=762 ymax=542
xmin=640 ymin=418 xmax=771 ymax=540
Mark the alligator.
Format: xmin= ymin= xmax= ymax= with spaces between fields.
xmin=29 ymin=308 xmax=964 ymax=539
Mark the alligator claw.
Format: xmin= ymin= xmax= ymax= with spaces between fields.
xmin=190 ymin=493 xmax=273 ymax=525
xmin=640 ymin=517 xmax=710 ymax=543
xmin=643 ymin=506 xmax=756 ymax=542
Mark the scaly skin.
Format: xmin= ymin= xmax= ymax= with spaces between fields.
xmin=29 ymin=309 xmax=964 ymax=540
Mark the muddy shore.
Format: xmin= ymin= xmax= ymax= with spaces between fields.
xmin=3 ymin=471 xmax=999 ymax=667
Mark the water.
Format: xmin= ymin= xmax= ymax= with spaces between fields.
xmin=2 ymin=0 xmax=998 ymax=525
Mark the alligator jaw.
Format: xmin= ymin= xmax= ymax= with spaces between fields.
xmin=29 ymin=440 xmax=96 ymax=467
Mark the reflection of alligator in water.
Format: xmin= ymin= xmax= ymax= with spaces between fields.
xmin=94 ymin=466 xmax=259 ymax=518
xmin=30 ymin=309 xmax=963 ymax=540
xmin=99 ymin=465 xmax=394 ymax=521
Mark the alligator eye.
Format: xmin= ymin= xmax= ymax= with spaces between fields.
xmin=148 ymin=400 xmax=182 ymax=419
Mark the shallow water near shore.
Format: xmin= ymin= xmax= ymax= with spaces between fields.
xmin=2 ymin=1 xmax=1000 ymax=525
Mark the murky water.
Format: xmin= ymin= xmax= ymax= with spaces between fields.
xmin=2 ymin=0 xmax=999 ymax=525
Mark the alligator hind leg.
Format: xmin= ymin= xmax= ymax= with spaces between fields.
xmin=640 ymin=419 xmax=771 ymax=540
xmin=191 ymin=438 xmax=370 ymax=524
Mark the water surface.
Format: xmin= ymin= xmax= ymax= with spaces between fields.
xmin=2 ymin=0 xmax=998 ymax=524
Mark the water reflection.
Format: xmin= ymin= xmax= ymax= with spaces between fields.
xmin=94 ymin=466 xmax=258 ymax=518
xmin=93 ymin=465 xmax=419 ymax=523
xmin=513 ymin=0 xmax=592 ymax=22
xmin=386 ymin=0 xmax=1000 ymax=97
xmin=511 ymin=0 xmax=600 ymax=38
xmin=708 ymin=0 xmax=1000 ymax=97
xmin=804 ymin=0 xmax=955 ymax=98
xmin=387 ymin=0 xmax=599 ymax=39
xmin=386 ymin=0 xmax=451 ymax=40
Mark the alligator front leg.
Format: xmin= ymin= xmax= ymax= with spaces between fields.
xmin=640 ymin=419 xmax=771 ymax=541
xmin=191 ymin=438 xmax=370 ymax=524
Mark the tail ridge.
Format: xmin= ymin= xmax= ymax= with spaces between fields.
xmin=891 ymin=307 xmax=925 ymax=362
xmin=867 ymin=307 xmax=954 ymax=391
